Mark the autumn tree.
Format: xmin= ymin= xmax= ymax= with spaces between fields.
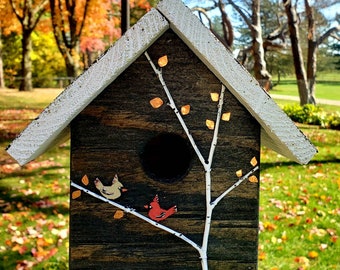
xmin=0 ymin=30 xmax=4 ymax=88
xmin=49 ymin=0 xmax=91 ymax=78
xmin=9 ymin=0 xmax=49 ymax=91
xmin=80 ymin=0 xmax=121 ymax=68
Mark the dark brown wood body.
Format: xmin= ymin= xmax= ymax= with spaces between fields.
xmin=70 ymin=30 xmax=260 ymax=270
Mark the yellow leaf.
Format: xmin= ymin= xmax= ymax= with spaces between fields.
xmin=248 ymin=175 xmax=258 ymax=183
xmin=181 ymin=104 xmax=190 ymax=115
xmin=150 ymin=97 xmax=163 ymax=109
xmin=307 ymin=250 xmax=318 ymax=259
xmin=210 ymin=92 xmax=219 ymax=102
xmin=158 ymin=55 xmax=168 ymax=67
xmin=236 ymin=169 xmax=242 ymax=177
xmin=206 ymin=119 xmax=215 ymax=130
xmin=221 ymin=112 xmax=231 ymax=121
xmin=114 ymin=210 xmax=124 ymax=219
xmin=250 ymin=156 xmax=258 ymax=166
xmin=258 ymin=251 xmax=266 ymax=260
xmin=81 ymin=175 xmax=89 ymax=186
xmin=72 ymin=190 xmax=81 ymax=199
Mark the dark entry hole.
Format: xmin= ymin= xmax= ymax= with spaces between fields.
xmin=140 ymin=133 xmax=192 ymax=183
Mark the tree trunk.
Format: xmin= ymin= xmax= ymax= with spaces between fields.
xmin=217 ymin=0 xmax=234 ymax=48
xmin=19 ymin=30 xmax=33 ymax=91
xmin=305 ymin=0 xmax=317 ymax=104
xmin=0 ymin=30 xmax=5 ymax=89
xmin=251 ymin=0 xmax=271 ymax=91
xmin=65 ymin=47 xmax=81 ymax=79
xmin=283 ymin=0 xmax=309 ymax=105
xmin=121 ymin=0 xmax=130 ymax=34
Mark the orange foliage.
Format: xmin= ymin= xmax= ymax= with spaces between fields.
xmin=80 ymin=0 xmax=121 ymax=52
xmin=0 ymin=0 xmax=20 ymax=35
xmin=80 ymin=0 xmax=153 ymax=53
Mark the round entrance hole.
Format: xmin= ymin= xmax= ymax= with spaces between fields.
xmin=140 ymin=133 xmax=192 ymax=183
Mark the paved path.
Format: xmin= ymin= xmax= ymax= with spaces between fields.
xmin=270 ymin=94 xmax=340 ymax=106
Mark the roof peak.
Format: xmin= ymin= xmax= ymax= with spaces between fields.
xmin=6 ymin=0 xmax=316 ymax=165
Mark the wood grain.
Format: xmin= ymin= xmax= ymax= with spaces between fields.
xmin=70 ymin=30 xmax=260 ymax=269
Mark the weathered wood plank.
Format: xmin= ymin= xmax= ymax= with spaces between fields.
xmin=70 ymin=30 xmax=260 ymax=269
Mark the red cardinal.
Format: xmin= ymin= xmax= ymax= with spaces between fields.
xmin=144 ymin=194 xmax=177 ymax=222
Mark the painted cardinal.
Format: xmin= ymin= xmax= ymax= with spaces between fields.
xmin=94 ymin=174 xmax=127 ymax=200
xmin=144 ymin=194 xmax=177 ymax=222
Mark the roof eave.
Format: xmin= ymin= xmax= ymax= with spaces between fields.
xmin=6 ymin=8 xmax=170 ymax=166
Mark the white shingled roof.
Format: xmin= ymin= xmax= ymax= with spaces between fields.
xmin=6 ymin=0 xmax=317 ymax=166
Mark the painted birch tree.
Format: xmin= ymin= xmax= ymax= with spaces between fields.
xmin=71 ymin=52 xmax=259 ymax=270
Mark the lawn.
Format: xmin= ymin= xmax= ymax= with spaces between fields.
xmin=271 ymin=73 xmax=340 ymax=101
xmin=271 ymin=83 xmax=340 ymax=101
xmin=0 ymin=87 xmax=339 ymax=269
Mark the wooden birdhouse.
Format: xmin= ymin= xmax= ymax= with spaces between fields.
xmin=6 ymin=0 xmax=317 ymax=269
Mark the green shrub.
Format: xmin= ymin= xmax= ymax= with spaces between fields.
xmin=324 ymin=112 xmax=340 ymax=130
xmin=282 ymin=104 xmax=340 ymax=129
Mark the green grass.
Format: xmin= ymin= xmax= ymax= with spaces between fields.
xmin=0 ymin=87 xmax=339 ymax=269
xmin=271 ymin=74 xmax=340 ymax=101
xmin=0 ymin=88 xmax=62 ymax=109
xmin=272 ymin=83 xmax=340 ymax=100
xmin=258 ymin=127 xmax=340 ymax=269
xmin=0 ymin=88 xmax=69 ymax=269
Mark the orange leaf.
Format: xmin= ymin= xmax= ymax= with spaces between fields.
xmin=72 ymin=190 xmax=81 ymax=199
xmin=81 ymin=175 xmax=89 ymax=186
xmin=248 ymin=175 xmax=258 ymax=183
xmin=150 ymin=97 xmax=163 ymax=109
xmin=181 ymin=105 xmax=190 ymax=115
xmin=158 ymin=55 xmax=168 ymax=67
xmin=258 ymin=251 xmax=266 ymax=260
xmin=308 ymin=250 xmax=318 ymax=259
xmin=113 ymin=210 xmax=124 ymax=219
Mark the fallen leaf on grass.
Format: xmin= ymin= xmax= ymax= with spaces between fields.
xmin=319 ymin=243 xmax=328 ymax=250
xmin=31 ymin=246 xmax=58 ymax=262
xmin=258 ymin=251 xmax=266 ymax=260
xmin=0 ymin=163 xmax=21 ymax=174
xmin=294 ymin=256 xmax=310 ymax=265
xmin=16 ymin=260 xmax=35 ymax=269
xmin=24 ymin=160 xmax=62 ymax=171
xmin=307 ymin=250 xmax=318 ymax=259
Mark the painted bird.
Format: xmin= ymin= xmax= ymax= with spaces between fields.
xmin=94 ymin=174 xmax=127 ymax=200
xmin=144 ymin=194 xmax=177 ymax=222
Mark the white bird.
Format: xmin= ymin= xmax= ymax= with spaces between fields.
xmin=94 ymin=174 xmax=127 ymax=200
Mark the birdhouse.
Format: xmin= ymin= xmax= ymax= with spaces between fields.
xmin=6 ymin=0 xmax=317 ymax=269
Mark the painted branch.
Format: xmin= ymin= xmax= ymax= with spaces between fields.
xmin=211 ymin=166 xmax=259 ymax=209
xmin=144 ymin=51 xmax=208 ymax=170
xmin=144 ymin=51 xmax=210 ymax=269
xmin=201 ymin=84 xmax=225 ymax=265
xmin=208 ymin=84 xmax=226 ymax=165
xmin=70 ymin=181 xmax=201 ymax=253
